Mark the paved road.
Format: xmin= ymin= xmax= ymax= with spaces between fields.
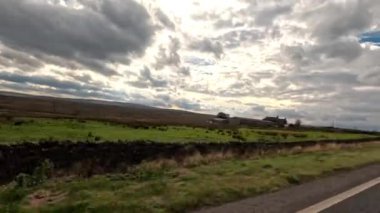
xmin=321 ymin=183 xmax=380 ymax=213
xmin=195 ymin=164 xmax=380 ymax=213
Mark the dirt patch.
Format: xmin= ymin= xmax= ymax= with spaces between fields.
xmin=28 ymin=190 xmax=67 ymax=208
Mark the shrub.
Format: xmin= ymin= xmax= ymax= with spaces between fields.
xmin=14 ymin=173 xmax=34 ymax=188
xmin=88 ymin=132 xmax=93 ymax=137
xmin=232 ymin=130 xmax=246 ymax=141
xmin=13 ymin=120 xmax=25 ymax=126
xmin=286 ymin=174 xmax=300 ymax=184
xmin=293 ymin=134 xmax=307 ymax=138
xmin=158 ymin=127 xmax=167 ymax=131
xmin=15 ymin=160 xmax=54 ymax=188
xmin=0 ymin=187 xmax=27 ymax=204
xmin=34 ymin=159 xmax=54 ymax=182
xmin=281 ymin=133 xmax=289 ymax=139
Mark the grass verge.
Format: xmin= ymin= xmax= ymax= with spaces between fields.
xmin=1 ymin=143 xmax=380 ymax=212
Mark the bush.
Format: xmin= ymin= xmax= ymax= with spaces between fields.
xmin=293 ymin=134 xmax=307 ymax=138
xmin=14 ymin=173 xmax=33 ymax=188
xmin=0 ymin=187 xmax=27 ymax=204
xmin=232 ymin=130 xmax=246 ymax=141
xmin=158 ymin=127 xmax=167 ymax=131
xmin=88 ymin=132 xmax=93 ymax=137
xmin=15 ymin=160 xmax=54 ymax=188
xmin=13 ymin=120 xmax=25 ymax=126
xmin=286 ymin=174 xmax=300 ymax=184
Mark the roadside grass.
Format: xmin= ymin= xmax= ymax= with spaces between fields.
xmin=0 ymin=118 xmax=375 ymax=144
xmin=1 ymin=143 xmax=380 ymax=212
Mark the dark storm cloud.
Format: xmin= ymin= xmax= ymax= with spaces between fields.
xmin=188 ymin=38 xmax=224 ymax=59
xmin=0 ymin=0 xmax=155 ymax=75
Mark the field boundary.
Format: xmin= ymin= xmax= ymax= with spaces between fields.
xmin=1 ymin=138 xmax=379 ymax=183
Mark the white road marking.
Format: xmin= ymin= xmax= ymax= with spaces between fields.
xmin=297 ymin=177 xmax=380 ymax=213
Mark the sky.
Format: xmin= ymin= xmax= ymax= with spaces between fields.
xmin=0 ymin=0 xmax=380 ymax=130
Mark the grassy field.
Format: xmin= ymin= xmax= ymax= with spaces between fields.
xmin=0 ymin=118 xmax=375 ymax=144
xmin=1 ymin=143 xmax=380 ymax=212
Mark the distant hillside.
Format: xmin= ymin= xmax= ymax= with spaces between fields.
xmin=0 ymin=91 xmax=214 ymax=126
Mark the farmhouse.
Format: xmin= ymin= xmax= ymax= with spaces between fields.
xmin=209 ymin=112 xmax=230 ymax=124
xmin=263 ymin=116 xmax=287 ymax=127
xmin=209 ymin=112 xmax=278 ymax=127
xmin=237 ymin=117 xmax=277 ymax=127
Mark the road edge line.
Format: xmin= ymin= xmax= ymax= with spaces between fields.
xmin=297 ymin=177 xmax=380 ymax=213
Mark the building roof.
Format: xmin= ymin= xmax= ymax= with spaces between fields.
xmin=263 ymin=116 xmax=287 ymax=124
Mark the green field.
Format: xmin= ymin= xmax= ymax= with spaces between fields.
xmin=0 ymin=118 xmax=376 ymax=144
xmin=1 ymin=143 xmax=380 ymax=212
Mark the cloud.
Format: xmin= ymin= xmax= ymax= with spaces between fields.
xmin=273 ymin=109 xmax=304 ymax=119
xmin=153 ymin=37 xmax=181 ymax=70
xmin=0 ymin=70 xmax=124 ymax=100
xmin=0 ymin=70 xmax=100 ymax=91
xmin=155 ymin=9 xmax=176 ymax=30
xmin=0 ymin=46 xmax=44 ymax=71
xmin=188 ymin=38 xmax=224 ymax=59
xmin=358 ymin=67 xmax=380 ymax=86
xmin=253 ymin=4 xmax=292 ymax=26
xmin=301 ymin=1 xmax=372 ymax=42
xmin=185 ymin=57 xmax=215 ymax=66
xmin=172 ymin=98 xmax=201 ymax=111
xmin=218 ymin=29 xmax=264 ymax=49
xmin=128 ymin=66 xmax=168 ymax=88
xmin=0 ymin=0 xmax=155 ymax=75
xmin=178 ymin=66 xmax=191 ymax=76
xmin=310 ymin=39 xmax=363 ymax=62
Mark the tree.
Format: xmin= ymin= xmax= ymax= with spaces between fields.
xmin=216 ymin=112 xmax=229 ymax=119
xmin=295 ymin=119 xmax=302 ymax=128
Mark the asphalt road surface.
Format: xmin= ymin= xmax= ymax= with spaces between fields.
xmin=195 ymin=164 xmax=380 ymax=213
xmin=321 ymin=183 xmax=380 ymax=213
